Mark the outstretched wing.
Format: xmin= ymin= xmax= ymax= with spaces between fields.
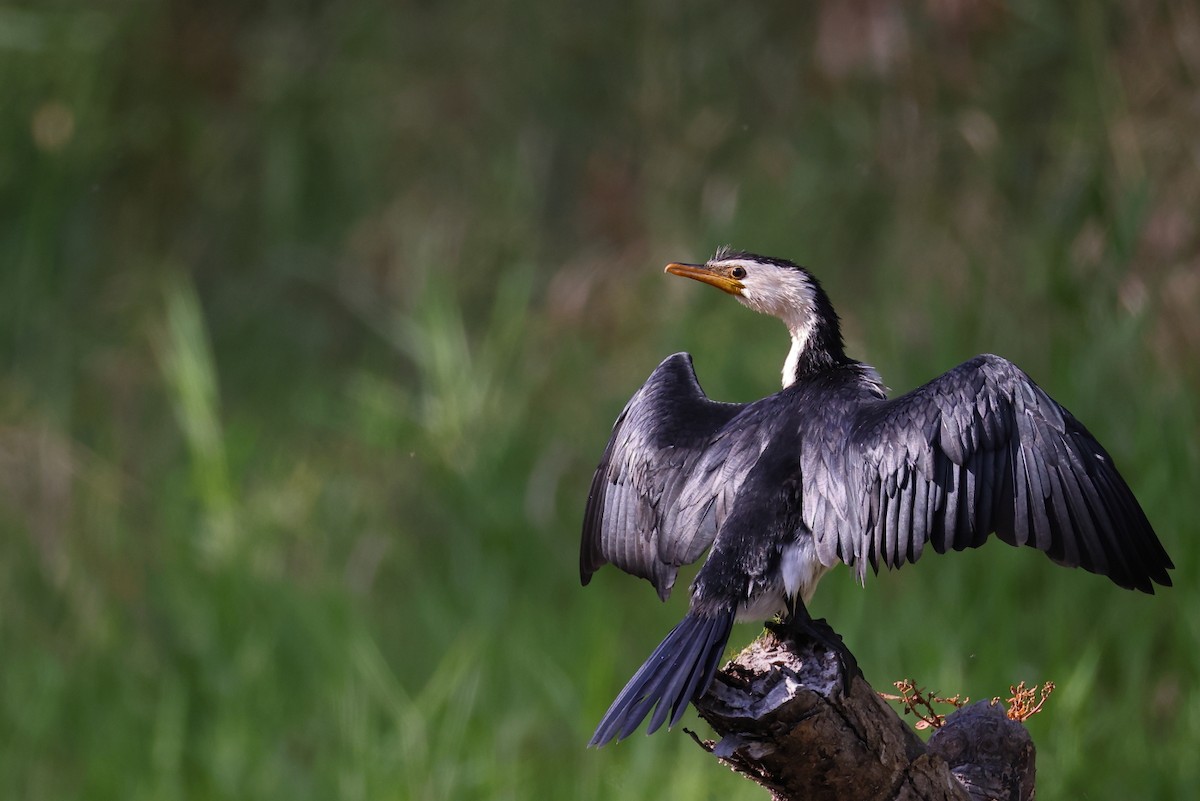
xmin=811 ymin=354 xmax=1173 ymax=591
xmin=581 ymin=353 xmax=763 ymax=600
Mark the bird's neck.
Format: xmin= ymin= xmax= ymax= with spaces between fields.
xmin=781 ymin=317 xmax=848 ymax=388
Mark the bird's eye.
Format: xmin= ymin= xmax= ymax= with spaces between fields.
xmin=730 ymin=266 xmax=747 ymax=280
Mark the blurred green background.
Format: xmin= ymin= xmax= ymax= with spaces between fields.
xmin=2 ymin=1 xmax=1198 ymax=798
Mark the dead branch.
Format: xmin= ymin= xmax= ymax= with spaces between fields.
xmin=692 ymin=631 xmax=1035 ymax=801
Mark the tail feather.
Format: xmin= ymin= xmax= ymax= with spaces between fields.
xmin=589 ymin=610 xmax=735 ymax=747
xmin=644 ymin=615 xmax=711 ymax=734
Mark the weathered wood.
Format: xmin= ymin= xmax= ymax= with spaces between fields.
xmin=692 ymin=632 xmax=1035 ymax=801
xmin=927 ymin=701 xmax=1036 ymax=801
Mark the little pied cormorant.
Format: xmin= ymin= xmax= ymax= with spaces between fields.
xmin=580 ymin=248 xmax=1173 ymax=747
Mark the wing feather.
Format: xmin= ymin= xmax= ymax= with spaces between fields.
xmin=580 ymin=353 xmax=754 ymax=600
xmin=816 ymin=354 xmax=1171 ymax=592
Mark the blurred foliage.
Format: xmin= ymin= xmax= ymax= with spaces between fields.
xmin=2 ymin=0 xmax=1199 ymax=799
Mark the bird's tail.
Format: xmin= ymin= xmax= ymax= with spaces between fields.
xmin=588 ymin=609 xmax=734 ymax=747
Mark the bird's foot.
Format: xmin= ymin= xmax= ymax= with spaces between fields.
xmin=765 ymin=614 xmax=861 ymax=695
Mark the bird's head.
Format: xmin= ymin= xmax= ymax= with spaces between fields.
xmin=666 ymin=248 xmax=821 ymax=326
xmin=665 ymin=247 xmax=848 ymax=383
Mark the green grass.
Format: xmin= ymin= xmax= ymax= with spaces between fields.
xmin=2 ymin=1 xmax=1199 ymax=799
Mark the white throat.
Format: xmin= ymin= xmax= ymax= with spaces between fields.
xmin=781 ymin=318 xmax=815 ymax=388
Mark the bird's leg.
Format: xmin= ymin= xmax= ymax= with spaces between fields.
xmin=765 ymin=596 xmax=861 ymax=694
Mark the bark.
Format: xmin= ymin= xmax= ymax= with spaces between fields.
xmin=692 ymin=632 xmax=1035 ymax=801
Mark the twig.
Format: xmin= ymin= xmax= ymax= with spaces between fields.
xmin=994 ymin=681 xmax=1055 ymax=722
xmin=879 ymin=678 xmax=968 ymax=730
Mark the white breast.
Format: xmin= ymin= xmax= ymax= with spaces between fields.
xmin=734 ymin=537 xmax=830 ymax=622
xmin=780 ymin=537 xmax=828 ymax=604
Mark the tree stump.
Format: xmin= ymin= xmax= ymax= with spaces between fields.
xmin=692 ymin=631 xmax=1035 ymax=801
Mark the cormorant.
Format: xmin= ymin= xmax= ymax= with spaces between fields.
xmin=580 ymin=248 xmax=1172 ymax=747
